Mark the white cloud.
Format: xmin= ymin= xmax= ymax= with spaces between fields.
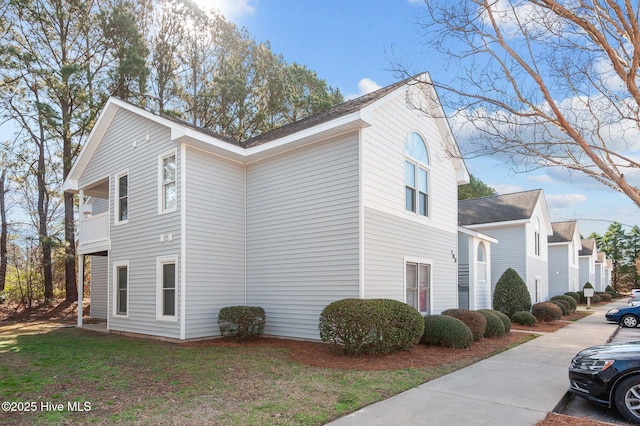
xmin=346 ymin=78 xmax=382 ymax=100
xmin=192 ymin=0 xmax=256 ymax=21
xmin=545 ymin=193 xmax=588 ymax=209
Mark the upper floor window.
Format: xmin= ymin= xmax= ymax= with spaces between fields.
xmin=405 ymin=132 xmax=429 ymax=217
xmin=116 ymin=172 xmax=128 ymax=224
xmin=159 ymin=151 xmax=177 ymax=213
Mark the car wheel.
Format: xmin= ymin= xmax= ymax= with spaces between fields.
xmin=621 ymin=315 xmax=639 ymax=328
xmin=614 ymin=376 xmax=640 ymax=424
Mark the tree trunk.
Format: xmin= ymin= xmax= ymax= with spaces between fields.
xmin=0 ymin=168 xmax=7 ymax=292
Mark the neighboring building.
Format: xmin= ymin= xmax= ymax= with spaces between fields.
xmin=63 ymin=74 xmax=470 ymax=341
xmin=604 ymin=259 xmax=613 ymax=290
xmin=458 ymin=190 xmax=553 ymax=305
xmin=548 ymin=221 xmax=582 ymax=296
xmin=595 ymin=253 xmax=607 ymax=292
xmin=457 ymin=227 xmax=497 ymax=310
xmin=579 ymin=239 xmax=598 ymax=289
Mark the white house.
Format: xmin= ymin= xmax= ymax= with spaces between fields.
xmin=457 ymin=227 xmax=498 ymax=310
xmin=458 ymin=190 xmax=553 ymax=305
xmin=63 ymin=74 xmax=470 ymax=341
xmin=595 ymin=253 xmax=607 ymax=292
xmin=579 ymin=239 xmax=598 ymax=288
xmin=548 ymin=221 xmax=582 ymax=296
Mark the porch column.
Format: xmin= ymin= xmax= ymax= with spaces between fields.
xmin=77 ymin=254 xmax=84 ymax=327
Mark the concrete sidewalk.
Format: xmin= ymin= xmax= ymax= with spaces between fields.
xmin=328 ymin=300 xmax=626 ymax=426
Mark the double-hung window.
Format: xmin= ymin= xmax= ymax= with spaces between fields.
xmin=406 ymin=261 xmax=431 ymax=314
xmin=115 ymin=172 xmax=128 ymax=224
xmin=114 ymin=262 xmax=129 ymax=316
xmin=159 ymin=151 xmax=177 ymax=213
xmin=404 ymin=132 xmax=429 ymax=217
xmin=157 ymin=256 xmax=177 ymax=320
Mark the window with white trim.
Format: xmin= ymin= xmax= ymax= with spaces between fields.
xmin=404 ymin=132 xmax=429 ymax=217
xmin=114 ymin=262 xmax=129 ymax=316
xmin=406 ymin=262 xmax=431 ymax=314
xmin=115 ymin=172 xmax=129 ymax=224
xmin=159 ymin=151 xmax=177 ymax=213
xmin=156 ymin=256 xmax=177 ymax=319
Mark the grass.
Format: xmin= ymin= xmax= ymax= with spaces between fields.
xmin=0 ymin=326 xmax=531 ymax=426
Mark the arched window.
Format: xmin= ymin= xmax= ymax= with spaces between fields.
xmin=405 ymin=132 xmax=430 ymax=216
xmin=477 ymin=242 xmax=486 ymax=262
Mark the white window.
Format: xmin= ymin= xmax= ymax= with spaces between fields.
xmin=115 ymin=171 xmax=129 ymax=224
xmin=406 ymin=261 xmax=431 ymax=314
xmin=156 ymin=256 xmax=178 ymax=320
xmin=159 ymin=150 xmax=177 ymax=213
xmin=113 ymin=261 xmax=129 ymax=316
xmin=404 ymin=132 xmax=429 ymax=217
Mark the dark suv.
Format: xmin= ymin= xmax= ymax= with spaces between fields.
xmin=569 ymin=341 xmax=640 ymax=423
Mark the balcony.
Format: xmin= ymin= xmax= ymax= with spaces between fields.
xmin=78 ymin=212 xmax=110 ymax=254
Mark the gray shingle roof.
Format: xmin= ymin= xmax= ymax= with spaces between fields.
xmin=579 ymin=239 xmax=595 ymax=256
xmin=548 ymin=221 xmax=577 ymax=244
xmin=244 ymin=77 xmax=413 ymax=147
xmin=458 ymin=189 xmax=542 ymax=226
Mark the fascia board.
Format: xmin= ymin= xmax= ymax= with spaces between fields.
xmin=458 ymin=226 xmax=498 ymax=244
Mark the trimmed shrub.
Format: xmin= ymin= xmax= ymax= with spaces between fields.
xmin=477 ymin=310 xmax=505 ymax=337
xmin=606 ymin=285 xmax=615 ymax=294
xmin=442 ymin=308 xmax=487 ymax=341
xmin=551 ymin=300 xmax=568 ymax=315
xmin=512 ymin=311 xmax=537 ymax=326
xmin=318 ymin=299 xmax=424 ymax=355
xmin=592 ymin=294 xmax=602 ymax=304
xmin=218 ymin=306 xmax=266 ymax=341
xmin=597 ymin=292 xmax=612 ymax=303
xmin=551 ymin=295 xmax=577 ymax=312
xmin=480 ymin=309 xmax=511 ymax=333
xmin=577 ymin=291 xmax=586 ymax=304
xmin=493 ymin=268 xmax=532 ymax=318
xmin=532 ymin=302 xmax=562 ymax=322
xmin=564 ymin=292 xmax=580 ymax=304
xmin=421 ymin=315 xmax=473 ymax=349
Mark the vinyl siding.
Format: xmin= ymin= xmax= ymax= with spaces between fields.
xmin=245 ymin=135 xmax=360 ymax=340
xmin=79 ymin=109 xmax=182 ymax=339
xmin=184 ymin=147 xmax=246 ymax=339
xmin=548 ymin=245 xmax=570 ymax=296
xmin=364 ymin=208 xmax=458 ymax=314
xmin=360 ymin=91 xmax=461 ymax=313
xmin=478 ymin=226 xmax=527 ymax=295
xmin=89 ymin=255 xmax=108 ymax=319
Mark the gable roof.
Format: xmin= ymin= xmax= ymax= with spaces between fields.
xmin=458 ymin=189 xmax=543 ymax=226
xmin=64 ymin=73 xmax=469 ymax=191
xmin=579 ymin=239 xmax=596 ymax=256
xmin=548 ymin=221 xmax=578 ymax=244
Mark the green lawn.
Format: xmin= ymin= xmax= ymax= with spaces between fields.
xmin=0 ymin=326 xmax=530 ymax=425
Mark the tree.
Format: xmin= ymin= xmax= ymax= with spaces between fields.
xmin=599 ymin=222 xmax=626 ymax=289
xmin=458 ymin=174 xmax=497 ymax=200
xmin=410 ymin=1 xmax=640 ymax=207
xmin=0 ymin=167 xmax=7 ymax=292
xmin=625 ymin=226 xmax=640 ymax=285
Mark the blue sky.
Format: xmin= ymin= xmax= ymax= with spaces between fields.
xmin=198 ymin=0 xmax=639 ymax=236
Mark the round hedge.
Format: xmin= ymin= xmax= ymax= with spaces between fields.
xmin=564 ymin=292 xmax=580 ymax=304
xmin=318 ymin=299 xmax=425 ymax=355
xmin=477 ymin=310 xmax=505 ymax=337
xmin=493 ymin=268 xmax=532 ymax=318
xmin=551 ymin=300 xmax=568 ymax=315
xmin=551 ymin=295 xmax=576 ymax=312
xmin=597 ymin=292 xmax=612 ymax=303
xmin=532 ymin=302 xmax=563 ymax=322
xmin=218 ymin=306 xmax=266 ymax=341
xmin=512 ymin=311 xmax=537 ymax=326
xmin=480 ymin=309 xmax=511 ymax=333
xmin=442 ymin=308 xmax=487 ymax=341
xmin=421 ymin=315 xmax=473 ymax=349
